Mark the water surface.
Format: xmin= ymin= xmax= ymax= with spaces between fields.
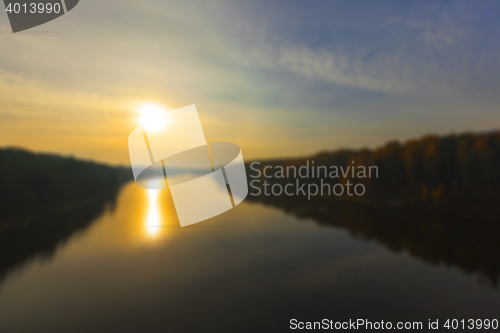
xmin=0 ymin=182 xmax=498 ymax=332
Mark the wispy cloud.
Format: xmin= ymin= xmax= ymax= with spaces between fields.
xmin=250 ymin=45 xmax=415 ymax=94
xmin=0 ymin=0 xmax=499 ymax=163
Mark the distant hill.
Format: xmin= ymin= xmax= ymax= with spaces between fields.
xmin=0 ymin=148 xmax=132 ymax=218
xmin=2 ymin=129 xmax=500 ymax=219
xmin=247 ymin=130 xmax=500 ymax=217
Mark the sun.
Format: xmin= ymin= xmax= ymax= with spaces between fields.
xmin=138 ymin=102 xmax=169 ymax=133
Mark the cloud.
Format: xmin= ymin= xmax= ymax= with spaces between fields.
xmin=1 ymin=0 xmax=500 ymax=163
xmin=250 ymin=45 xmax=416 ymax=94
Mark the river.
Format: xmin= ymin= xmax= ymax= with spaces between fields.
xmin=0 ymin=182 xmax=499 ymax=332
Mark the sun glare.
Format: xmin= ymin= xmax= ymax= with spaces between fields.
xmin=143 ymin=178 xmax=167 ymax=237
xmin=138 ymin=102 xmax=169 ymax=133
xmin=145 ymin=187 xmax=162 ymax=236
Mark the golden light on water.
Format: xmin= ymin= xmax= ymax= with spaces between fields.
xmin=138 ymin=102 xmax=169 ymax=133
xmin=143 ymin=178 xmax=168 ymax=237
xmin=145 ymin=188 xmax=162 ymax=236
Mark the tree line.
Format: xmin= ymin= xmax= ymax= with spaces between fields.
xmin=246 ymin=130 xmax=500 ymax=214
xmin=0 ymin=148 xmax=132 ymax=218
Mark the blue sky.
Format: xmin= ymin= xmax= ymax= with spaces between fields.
xmin=0 ymin=0 xmax=499 ymax=163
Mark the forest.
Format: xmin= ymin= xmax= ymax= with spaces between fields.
xmin=0 ymin=148 xmax=132 ymax=218
xmin=246 ymin=130 xmax=500 ymax=217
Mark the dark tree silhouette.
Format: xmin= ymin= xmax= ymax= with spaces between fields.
xmin=0 ymin=148 xmax=132 ymax=218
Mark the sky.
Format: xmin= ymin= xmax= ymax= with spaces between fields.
xmin=0 ymin=0 xmax=499 ymax=165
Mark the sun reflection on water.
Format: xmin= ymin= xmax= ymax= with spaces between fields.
xmin=144 ymin=179 xmax=166 ymax=237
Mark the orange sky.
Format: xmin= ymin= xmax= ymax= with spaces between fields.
xmin=1 ymin=1 xmax=499 ymax=165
